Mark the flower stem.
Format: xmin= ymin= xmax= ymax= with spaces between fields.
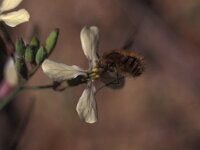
xmin=21 ymin=84 xmax=55 ymax=90
xmin=0 ymin=83 xmax=55 ymax=110
xmin=0 ymin=86 xmax=22 ymax=110
xmin=28 ymin=65 xmax=40 ymax=78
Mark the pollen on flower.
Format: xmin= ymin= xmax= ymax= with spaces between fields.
xmin=88 ymin=67 xmax=100 ymax=80
xmin=91 ymin=68 xmax=99 ymax=73
xmin=94 ymin=74 xmax=100 ymax=79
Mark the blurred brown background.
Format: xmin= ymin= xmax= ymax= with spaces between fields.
xmin=1 ymin=0 xmax=200 ymax=149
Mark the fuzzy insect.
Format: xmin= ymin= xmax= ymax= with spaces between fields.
xmin=98 ymin=49 xmax=145 ymax=78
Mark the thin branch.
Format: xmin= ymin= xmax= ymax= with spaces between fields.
xmin=0 ymin=86 xmax=22 ymax=110
xmin=21 ymin=84 xmax=55 ymax=90
xmin=28 ymin=65 xmax=40 ymax=78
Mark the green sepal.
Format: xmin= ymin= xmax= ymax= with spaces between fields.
xmin=15 ymin=58 xmax=28 ymax=80
xmin=15 ymin=38 xmax=25 ymax=58
xmin=45 ymin=29 xmax=59 ymax=54
xmin=35 ymin=46 xmax=47 ymax=65
xmin=30 ymin=36 xmax=40 ymax=50
xmin=25 ymin=46 xmax=35 ymax=63
xmin=67 ymin=75 xmax=87 ymax=86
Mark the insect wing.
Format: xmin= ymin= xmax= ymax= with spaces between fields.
xmin=100 ymin=71 xmax=125 ymax=89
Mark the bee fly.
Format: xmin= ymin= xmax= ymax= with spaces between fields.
xmin=98 ymin=49 xmax=145 ymax=77
xmin=97 ymin=49 xmax=145 ymax=89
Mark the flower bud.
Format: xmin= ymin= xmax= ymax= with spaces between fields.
xmin=15 ymin=38 xmax=25 ymax=57
xmin=35 ymin=46 xmax=47 ymax=65
xmin=15 ymin=58 xmax=28 ymax=80
xmin=25 ymin=46 xmax=35 ymax=63
xmin=45 ymin=29 xmax=59 ymax=54
xmin=30 ymin=36 xmax=40 ymax=50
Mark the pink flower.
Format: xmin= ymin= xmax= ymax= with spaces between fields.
xmin=0 ymin=57 xmax=18 ymax=100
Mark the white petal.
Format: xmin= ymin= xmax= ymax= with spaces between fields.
xmin=0 ymin=9 xmax=30 ymax=27
xmin=0 ymin=0 xmax=22 ymax=12
xmin=80 ymin=26 xmax=99 ymax=68
xmin=41 ymin=59 xmax=87 ymax=82
xmin=76 ymin=82 xmax=97 ymax=123
xmin=4 ymin=57 xmax=18 ymax=86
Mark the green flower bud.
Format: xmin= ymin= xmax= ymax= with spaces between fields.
xmin=45 ymin=29 xmax=59 ymax=54
xmin=25 ymin=46 xmax=35 ymax=63
xmin=15 ymin=38 xmax=25 ymax=57
xmin=35 ymin=46 xmax=47 ymax=65
xmin=15 ymin=58 xmax=28 ymax=80
xmin=30 ymin=36 xmax=40 ymax=50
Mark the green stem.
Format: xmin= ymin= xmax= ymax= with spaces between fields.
xmin=28 ymin=65 xmax=40 ymax=78
xmin=0 ymin=83 xmax=54 ymax=110
xmin=0 ymin=86 xmax=22 ymax=110
xmin=22 ymin=84 xmax=55 ymax=90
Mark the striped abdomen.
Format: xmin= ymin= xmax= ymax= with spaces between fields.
xmin=99 ymin=50 xmax=145 ymax=77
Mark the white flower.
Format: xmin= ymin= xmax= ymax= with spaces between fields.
xmin=0 ymin=0 xmax=30 ymax=27
xmin=0 ymin=57 xmax=18 ymax=100
xmin=42 ymin=26 xmax=100 ymax=123
xmin=4 ymin=57 xmax=18 ymax=86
